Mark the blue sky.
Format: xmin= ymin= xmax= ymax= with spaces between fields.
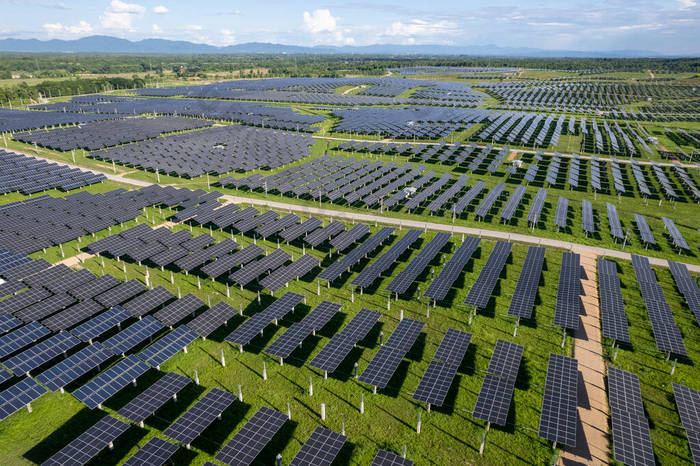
xmin=1 ymin=0 xmax=699 ymax=53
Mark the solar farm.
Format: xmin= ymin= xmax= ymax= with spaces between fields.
xmin=0 ymin=63 xmax=698 ymax=466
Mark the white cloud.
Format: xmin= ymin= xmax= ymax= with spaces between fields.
xmin=43 ymin=20 xmax=92 ymax=36
xmin=386 ymin=19 xmax=457 ymax=36
xmin=153 ymin=5 xmax=168 ymax=14
xmin=100 ymin=0 xmax=145 ymax=31
xmin=185 ymin=24 xmax=203 ymax=31
xmin=219 ymin=28 xmax=236 ymax=46
xmin=677 ymin=0 xmax=696 ymax=8
xmin=303 ymin=9 xmax=337 ymax=33
xmin=151 ymin=24 xmax=161 ymax=33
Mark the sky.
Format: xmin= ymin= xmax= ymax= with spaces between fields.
xmin=1 ymin=0 xmax=699 ymax=54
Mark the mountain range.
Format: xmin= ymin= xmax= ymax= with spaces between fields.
xmin=0 ymin=35 xmax=677 ymax=57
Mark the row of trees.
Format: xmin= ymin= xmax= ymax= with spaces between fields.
xmin=1 ymin=53 xmax=696 ymax=78
xmin=0 ymin=76 xmax=146 ymax=106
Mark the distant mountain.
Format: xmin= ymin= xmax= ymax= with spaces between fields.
xmin=0 ymin=35 xmax=677 ymax=57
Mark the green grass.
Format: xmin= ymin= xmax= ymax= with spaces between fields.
xmin=0 ymin=205 xmax=579 ymax=465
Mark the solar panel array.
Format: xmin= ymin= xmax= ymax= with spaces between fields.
xmin=607 ymin=367 xmax=655 ymax=466
xmin=153 ymin=293 xmax=205 ymax=327
xmin=606 ymin=202 xmax=624 ymax=241
xmin=290 ymin=427 xmax=347 ymax=466
xmin=187 ymin=301 xmax=237 ymax=338
xmin=42 ymin=416 xmax=130 ymax=466
xmin=371 ymin=449 xmax=414 ymax=466
xmin=164 ymin=388 xmax=236 ymax=446
xmin=554 ymin=252 xmax=581 ymax=330
xmin=413 ymin=329 xmax=471 ymax=407
xmin=527 ymin=188 xmax=548 ymax=226
xmin=630 ymin=255 xmax=687 ymax=356
xmin=215 ymin=406 xmax=288 ymax=466
xmin=117 ymin=371 xmax=190 ymax=423
xmin=123 ymin=437 xmax=179 ymax=466
xmin=662 ymin=216 xmax=690 ymax=251
xmin=225 ymin=292 xmax=304 ymax=346
xmin=386 ymin=232 xmax=450 ymax=295
xmin=319 ymin=227 xmax=395 ymax=283
xmin=352 ymin=230 xmax=421 ymax=289
xmin=139 ymin=325 xmax=198 ymax=367
xmin=265 ymin=301 xmax=340 ymax=359
xmin=0 ymin=377 xmax=47 ymax=421
xmin=581 ymin=199 xmax=595 ymax=235
xmin=668 ymin=260 xmax=700 ymax=326
xmin=598 ymin=259 xmax=631 ymax=343
xmin=474 ymin=183 xmax=505 ymax=218
xmin=70 ymin=305 xmax=131 ymax=343
xmin=472 ymin=340 xmax=523 ymax=426
xmin=423 ymin=236 xmax=480 ymax=302
xmin=634 ymin=214 xmax=656 ymax=245
xmin=464 ymin=241 xmax=512 ymax=309
xmin=672 ymin=383 xmax=700 ymax=465
xmin=499 ymin=185 xmax=526 ymax=222
xmin=36 ymin=342 xmax=113 ymax=391
xmin=73 ymin=355 xmax=150 ymax=409
xmin=507 ymin=247 xmax=545 ymax=319
xmin=309 ymin=308 xmax=380 ymax=373
xmin=359 ymin=319 xmax=424 ymax=389
xmin=538 ymin=354 xmax=578 ymax=447
xmin=0 ymin=150 xmax=106 ymax=195
xmin=4 ymin=331 xmax=79 ymax=375
xmin=103 ymin=315 xmax=164 ymax=355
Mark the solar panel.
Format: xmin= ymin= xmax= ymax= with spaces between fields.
xmin=606 ymin=202 xmax=624 ymax=240
xmin=103 ymin=315 xmax=164 ymax=355
xmin=412 ymin=361 xmax=458 ymax=407
xmin=70 ymin=305 xmax=131 ymax=342
xmin=581 ymin=200 xmax=595 ymax=234
xmin=22 ymin=264 xmax=72 ymax=288
xmin=138 ymin=325 xmax=198 ymax=367
xmin=187 ymin=301 xmax=237 ymax=338
xmin=319 ymin=227 xmax=395 ymax=283
xmin=122 ymin=286 xmax=175 ymax=317
xmin=290 ymin=427 xmax=346 ymax=466
xmin=42 ymin=416 xmax=130 ymax=466
xmin=464 ymin=241 xmax=512 ymax=309
xmin=69 ymin=274 xmax=120 ymax=301
xmin=164 ymin=388 xmax=237 ymax=446
xmin=527 ymin=188 xmax=547 ymax=226
xmin=118 ymin=372 xmax=190 ymax=423
xmin=4 ymin=331 xmax=80 ymax=375
xmin=371 ymin=449 xmax=413 ymax=466
xmin=0 ymin=377 xmax=47 ymax=421
xmin=200 ymin=244 xmax=260 ymax=279
xmin=598 ymin=259 xmax=630 ymax=344
xmin=0 ymin=313 xmax=22 ymax=335
xmin=538 ymin=354 xmax=578 ymax=447
xmin=433 ymin=328 xmax=472 ymax=366
xmin=153 ymin=293 xmax=205 ymax=327
xmin=554 ymin=252 xmax=581 ymax=330
xmin=475 ymin=183 xmax=505 ymax=218
xmin=352 ymin=230 xmax=421 ymax=289
xmin=229 ymin=249 xmax=290 ymax=287
xmin=500 ymin=185 xmax=526 ymax=222
xmin=672 ymin=383 xmax=700 ymax=465
xmin=259 ymin=254 xmax=319 ymax=292
xmin=634 ymin=214 xmax=656 ymax=245
xmin=36 ymin=343 xmax=114 ymax=391
xmin=386 ymin=232 xmax=450 ymax=295
xmin=472 ymin=340 xmax=523 ymax=425
xmin=358 ymin=346 xmax=406 ymax=389
xmin=554 ymin=196 xmax=569 ymax=230
xmin=385 ymin=318 xmax=425 ymax=352
xmin=46 ymin=269 xmax=97 ymax=294
xmin=607 ymin=367 xmax=655 ymax=466
xmin=0 ymin=286 xmax=52 ymax=315
xmin=123 ymin=437 xmax=179 ymax=466
xmin=73 ymin=355 xmax=150 ymax=409
xmin=14 ymin=291 xmax=77 ymax=323
xmin=280 ymin=217 xmax=322 ymax=243
xmin=424 ymin=237 xmax=480 ymax=302
xmin=507 ymin=247 xmax=545 ymax=319
xmin=330 ymin=223 xmax=369 ymax=251
xmin=0 ymin=321 xmax=50 ymax=359
xmin=215 ymin=406 xmax=288 ymax=466
xmin=309 ymin=308 xmax=380 ymax=373
xmin=225 ymin=292 xmax=304 ymax=346
xmin=1 ymin=258 xmax=51 ymax=282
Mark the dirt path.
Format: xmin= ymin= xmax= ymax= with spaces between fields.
xmin=648 ymin=69 xmax=655 ymax=79
xmin=560 ymin=251 xmax=610 ymax=465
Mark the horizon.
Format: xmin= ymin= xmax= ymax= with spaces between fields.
xmin=2 ymin=0 xmax=699 ymax=55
